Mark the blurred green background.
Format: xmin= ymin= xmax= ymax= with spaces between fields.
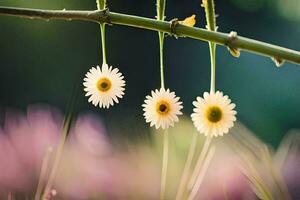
xmin=0 ymin=0 xmax=300 ymax=147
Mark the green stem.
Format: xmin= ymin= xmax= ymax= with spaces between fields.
xmin=175 ymin=132 xmax=198 ymax=200
xmin=187 ymin=136 xmax=212 ymax=191
xmin=7 ymin=192 xmax=13 ymax=200
xmin=209 ymin=42 xmax=216 ymax=93
xmin=156 ymin=0 xmax=166 ymax=21
xmin=100 ymin=23 xmax=107 ymax=64
xmin=97 ymin=0 xmax=107 ymax=64
xmin=157 ymin=1 xmax=168 ymax=196
xmin=0 ymin=6 xmax=300 ymax=65
xmin=34 ymin=147 xmax=53 ymax=200
xmin=159 ymin=31 xmax=165 ymax=89
xmin=262 ymin=146 xmax=291 ymax=200
xmin=157 ymin=0 xmax=166 ymax=89
xmin=160 ymin=130 xmax=169 ymax=200
xmin=42 ymin=115 xmax=72 ymax=199
xmin=96 ymin=0 xmax=106 ymax=10
xmin=187 ymin=145 xmax=216 ymax=200
xmin=203 ymin=0 xmax=217 ymax=93
xmin=203 ymin=0 xmax=216 ymax=31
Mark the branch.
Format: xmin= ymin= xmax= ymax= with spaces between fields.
xmin=0 ymin=6 xmax=300 ymax=65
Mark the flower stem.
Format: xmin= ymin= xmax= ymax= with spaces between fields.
xmin=160 ymin=130 xmax=169 ymax=200
xmin=156 ymin=0 xmax=166 ymax=21
xmin=209 ymin=42 xmax=216 ymax=93
xmin=187 ymin=145 xmax=216 ymax=200
xmin=202 ymin=0 xmax=217 ymax=93
xmin=202 ymin=0 xmax=216 ymax=31
xmin=7 ymin=192 xmax=13 ymax=200
xmin=175 ymin=132 xmax=198 ymax=200
xmin=34 ymin=147 xmax=53 ymax=200
xmin=97 ymin=0 xmax=107 ymax=65
xmin=262 ymin=146 xmax=291 ymax=200
xmin=0 ymin=6 xmax=300 ymax=65
xmin=96 ymin=0 xmax=106 ymax=11
xmin=187 ymin=136 xmax=212 ymax=191
xmin=42 ymin=115 xmax=72 ymax=199
xmin=157 ymin=0 xmax=166 ymax=89
xmin=159 ymin=31 xmax=165 ymax=89
xmin=157 ymin=1 xmax=168 ymax=198
xmin=100 ymin=23 xmax=107 ymax=64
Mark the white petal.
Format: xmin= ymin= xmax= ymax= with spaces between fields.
xmin=191 ymin=91 xmax=237 ymax=137
xmin=142 ymin=88 xmax=183 ymax=130
xmin=83 ymin=64 xmax=125 ymax=109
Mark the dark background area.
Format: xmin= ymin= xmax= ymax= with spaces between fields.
xmin=0 ymin=0 xmax=300 ymax=147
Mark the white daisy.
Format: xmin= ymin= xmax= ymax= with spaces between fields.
xmin=191 ymin=91 xmax=237 ymax=137
xmin=83 ymin=63 xmax=125 ymax=109
xmin=142 ymin=88 xmax=183 ymax=130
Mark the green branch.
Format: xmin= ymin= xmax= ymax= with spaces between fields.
xmin=0 ymin=6 xmax=300 ymax=65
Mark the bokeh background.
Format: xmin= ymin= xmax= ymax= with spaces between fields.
xmin=0 ymin=0 xmax=300 ymax=147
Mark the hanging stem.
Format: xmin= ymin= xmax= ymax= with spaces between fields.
xmin=160 ymin=130 xmax=169 ymax=200
xmin=186 ymin=5 xmax=216 ymax=197
xmin=157 ymin=0 xmax=166 ymax=89
xmin=7 ymin=192 xmax=13 ymax=200
xmin=202 ymin=0 xmax=216 ymax=31
xmin=157 ymin=1 xmax=168 ymax=198
xmin=262 ymin=146 xmax=291 ymax=200
xmin=159 ymin=31 xmax=165 ymax=89
xmin=100 ymin=23 xmax=107 ymax=64
xmin=187 ymin=145 xmax=216 ymax=200
xmin=175 ymin=132 xmax=198 ymax=200
xmin=156 ymin=0 xmax=166 ymax=21
xmin=96 ymin=0 xmax=106 ymax=11
xmin=187 ymin=136 xmax=212 ymax=191
xmin=97 ymin=0 xmax=107 ymax=64
xmin=34 ymin=147 xmax=53 ymax=200
xmin=42 ymin=115 xmax=72 ymax=199
xmin=209 ymin=42 xmax=216 ymax=93
xmin=202 ymin=0 xmax=217 ymax=93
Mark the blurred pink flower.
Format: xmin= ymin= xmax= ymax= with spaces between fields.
xmin=55 ymin=113 xmax=112 ymax=199
xmin=0 ymin=129 xmax=31 ymax=191
xmin=0 ymin=105 xmax=62 ymax=191
xmin=55 ymin=113 xmax=160 ymax=199
xmin=194 ymin=147 xmax=254 ymax=200
xmin=276 ymin=132 xmax=300 ymax=199
xmin=0 ymin=105 xmax=299 ymax=199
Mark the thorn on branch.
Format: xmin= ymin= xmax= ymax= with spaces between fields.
xmin=169 ymin=18 xmax=179 ymax=38
xmin=97 ymin=8 xmax=112 ymax=25
xmin=271 ymin=57 xmax=285 ymax=68
xmin=226 ymin=31 xmax=240 ymax=58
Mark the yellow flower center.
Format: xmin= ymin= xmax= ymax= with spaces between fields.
xmin=156 ymin=100 xmax=170 ymax=115
xmin=206 ymin=106 xmax=222 ymax=123
xmin=97 ymin=77 xmax=112 ymax=92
